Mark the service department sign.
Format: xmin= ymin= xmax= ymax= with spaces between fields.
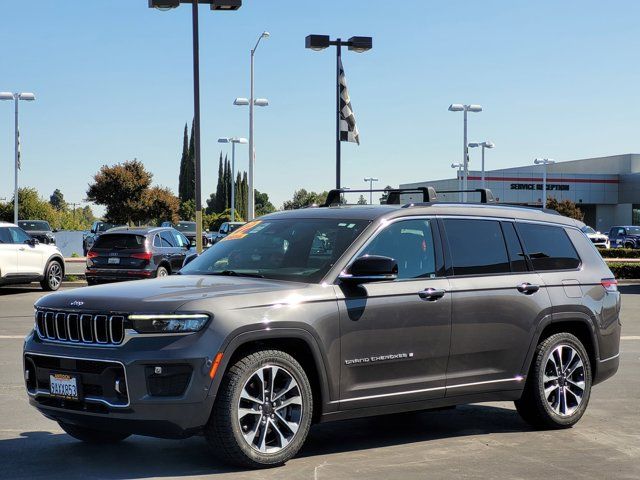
xmin=510 ymin=183 xmax=569 ymax=191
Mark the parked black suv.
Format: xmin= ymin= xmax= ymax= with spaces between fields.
xmin=83 ymin=221 xmax=125 ymax=256
xmin=18 ymin=220 xmax=56 ymax=245
xmin=23 ymin=188 xmax=621 ymax=468
xmin=85 ymin=226 xmax=192 ymax=285
xmin=608 ymin=225 xmax=640 ymax=249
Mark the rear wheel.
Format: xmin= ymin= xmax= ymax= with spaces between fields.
xmin=515 ymin=332 xmax=592 ymax=428
xmin=58 ymin=421 xmax=130 ymax=444
xmin=205 ymin=349 xmax=313 ymax=468
xmin=156 ymin=265 xmax=169 ymax=278
xmin=41 ymin=260 xmax=63 ymax=291
xmin=86 ymin=278 xmax=99 ymax=286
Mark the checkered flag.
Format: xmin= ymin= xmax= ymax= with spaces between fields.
xmin=338 ymin=58 xmax=360 ymax=145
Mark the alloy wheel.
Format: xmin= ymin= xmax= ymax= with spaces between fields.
xmin=542 ymin=344 xmax=585 ymax=416
xmin=48 ymin=263 xmax=62 ymax=289
xmin=237 ymin=365 xmax=303 ymax=454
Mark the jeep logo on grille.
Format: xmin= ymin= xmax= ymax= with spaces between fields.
xmin=69 ymin=300 xmax=84 ymax=307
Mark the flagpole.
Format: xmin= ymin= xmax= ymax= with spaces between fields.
xmin=335 ymin=39 xmax=342 ymax=189
xmin=14 ymin=95 xmax=19 ymax=224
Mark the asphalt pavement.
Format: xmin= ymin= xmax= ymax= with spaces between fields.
xmin=0 ymin=284 xmax=638 ymax=480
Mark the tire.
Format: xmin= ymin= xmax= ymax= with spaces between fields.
xmin=515 ymin=332 xmax=592 ymax=429
xmin=40 ymin=260 xmax=63 ymax=291
xmin=205 ymin=349 xmax=313 ymax=468
xmin=58 ymin=421 xmax=130 ymax=444
xmin=624 ymin=242 xmax=634 ymax=249
xmin=86 ymin=278 xmax=99 ymax=286
xmin=156 ymin=265 xmax=170 ymax=278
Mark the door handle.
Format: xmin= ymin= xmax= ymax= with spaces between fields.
xmin=517 ymin=283 xmax=540 ymax=295
xmin=418 ymin=288 xmax=446 ymax=301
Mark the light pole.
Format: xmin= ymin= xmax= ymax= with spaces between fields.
xmin=0 ymin=92 xmax=36 ymax=224
xmin=448 ymin=104 xmax=482 ymax=202
xmin=534 ymin=158 xmax=556 ymax=209
xmin=218 ymin=137 xmax=247 ymax=221
xmin=468 ymin=141 xmax=495 ymax=189
xmin=234 ymin=23 xmax=270 ymax=224
xmin=451 ymin=162 xmax=464 ymax=202
xmin=305 ymin=34 xmax=373 ymax=189
xmin=363 ymin=177 xmax=379 ymax=204
xmin=148 ymin=0 xmax=241 ymax=253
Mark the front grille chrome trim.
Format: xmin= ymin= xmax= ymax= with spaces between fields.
xmin=36 ymin=309 xmax=125 ymax=347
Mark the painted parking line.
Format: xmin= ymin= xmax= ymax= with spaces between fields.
xmin=0 ymin=336 xmax=25 ymax=339
xmin=621 ymin=336 xmax=640 ymax=340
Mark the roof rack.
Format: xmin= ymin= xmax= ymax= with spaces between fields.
xmin=430 ymin=188 xmax=496 ymax=204
xmin=322 ymin=187 xmax=437 ymax=207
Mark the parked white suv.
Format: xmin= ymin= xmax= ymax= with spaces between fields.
xmin=0 ymin=221 xmax=65 ymax=291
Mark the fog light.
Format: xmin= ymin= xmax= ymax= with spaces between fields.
xmin=24 ymin=369 xmax=30 ymax=381
xmin=154 ymin=366 xmax=163 ymax=375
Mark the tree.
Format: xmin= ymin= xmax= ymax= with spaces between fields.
xmin=213 ymin=152 xmax=225 ymax=213
xmin=357 ymin=195 xmax=368 ymax=205
xmin=283 ymin=189 xmax=328 ymax=210
xmin=86 ymin=159 xmax=153 ymax=224
xmin=179 ymin=199 xmax=196 ymax=221
xmin=255 ymin=189 xmax=276 ymax=216
xmin=545 ymin=197 xmax=584 ymax=221
xmin=379 ymin=185 xmax=394 ymax=204
xmin=178 ymin=123 xmax=188 ymax=202
xmin=49 ymin=189 xmax=67 ymax=211
xmin=143 ymin=186 xmax=180 ymax=225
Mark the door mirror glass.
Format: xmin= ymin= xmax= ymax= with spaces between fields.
xmin=183 ymin=252 xmax=198 ymax=267
xmin=340 ymin=255 xmax=398 ymax=283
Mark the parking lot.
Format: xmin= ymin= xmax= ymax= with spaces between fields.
xmin=0 ymin=284 xmax=638 ymax=480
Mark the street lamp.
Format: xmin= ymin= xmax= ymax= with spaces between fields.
xmin=148 ymin=0 xmax=241 ymax=253
xmin=231 ymin=31 xmax=271 ymax=223
xmin=306 ymin=34 xmax=373 ymax=189
xmin=468 ymin=141 xmax=495 ymax=189
xmin=451 ymin=162 xmax=464 ymax=201
xmin=534 ymin=158 xmax=556 ymax=209
xmin=0 ymin=92 xmax=36 ymax=224
xmin=448 ymin=103 xmax=482 ymax=202
xmin=217 ymin=137 xmax=247 ymax=222
xmin=363 ymin=177 xmax=379 ymax=204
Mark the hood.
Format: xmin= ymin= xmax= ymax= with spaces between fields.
xmin=35 ymin=274 xmax=306 ymax=313
xmin=28 ymin=230 xmax=54 ymax=236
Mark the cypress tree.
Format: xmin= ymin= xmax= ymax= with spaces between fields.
xmin=214 ymin=152 xmax=225 ymax=214
xmin=178 ymin=123 xmax=188 ymax=202
xmin=235 ymin=171 xmax=243 ymax=219
xmin=241 ymin=171 xmax=248 ymax=220
xmin=223 ymin=156 xmax=231 ymax=210
xmin=185 ymin=120 xmax=196 ymax=202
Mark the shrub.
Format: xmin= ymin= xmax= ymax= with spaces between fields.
xmin=599 ymin=248 xmax=640 ymax=259
xmin=607 ymin=262 xmax=640 ymax=279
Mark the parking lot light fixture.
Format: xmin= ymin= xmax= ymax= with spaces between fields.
xmin=363 ymin=177 xmax=379 ymax=204
xmin=234 ymin=97 xmax=249 ymax=106
xmin=218 ymin=137 xmax=248 ymax=222
xmin=147 ymin=0 xmax=241 ymax=253
xmin=1 ymin=91 xmax=36 ymax=223
xmin=469 ymin=141 xmax=495 ymax=189
xmin=534 ymin=158 xmax=556 ymax=209
xmin=451 ymin=162 xmax=464 ymax=201
xmin=448 ymin=103 xmax=483 ymax=201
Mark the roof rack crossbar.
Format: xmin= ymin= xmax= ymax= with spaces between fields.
xmin=322 ymin=187 xmax=437 ymax=207
xmin=435 ymin=188 xmax=496 ymax=204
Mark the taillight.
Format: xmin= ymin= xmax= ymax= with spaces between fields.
xmin=87 ymin=251 xmax=98 ymax=259
xmin=601 ymin=278 xmax=618 ymax=292
xmin=132 ymin=251 xmax=153 ymax=261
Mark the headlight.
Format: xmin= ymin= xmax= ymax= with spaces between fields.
xmin=129 ymin=314 xmax=210 ymax=334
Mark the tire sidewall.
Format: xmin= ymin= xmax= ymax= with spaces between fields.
xmin=43 ymin=260 xmax=62 ymax=291
xmin=156 ymin=266 xmax=169 ymax=278
xmin=535 ymin=334 xmax=592 ymax=427
xmin=228 ymin=353 xmax=313 ymax=466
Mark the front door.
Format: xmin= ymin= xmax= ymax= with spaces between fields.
xmin=11 ymin=227 xmax=43 ymax=276
xmin=440 ymin=218 xmax=552 ymax=396
xmin=337 ymin=217 xmax=451 ymax=409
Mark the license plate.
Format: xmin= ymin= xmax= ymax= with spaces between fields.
xmin=108 ymin=257 xmax=120 ymax=264
xmin=49 ymin=373 xmax=80 ymax=400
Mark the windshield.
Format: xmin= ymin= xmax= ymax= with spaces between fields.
xmin=181 ymin=218 xmax=370 ymax=283
xmin=19 ymin=221 xmax=50 ymax=231
xmin=97 ymin=223 xmax=121 ymax=232
xmin=581 ymin=226 xmax=596 ymax=234
xmin=228 ymin=223 xmax=243 ymax=233
xmin=627 ymin=227 xmax=640 ymax=235
xmin=175 ymin=222 xmax=196 ymax=232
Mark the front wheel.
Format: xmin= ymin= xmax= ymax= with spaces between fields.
xmin=156 ymin=265 xmax=169 ymax=278
xmin=58 ymin=421 xmax=130 ymax=444
xmin=205 ymin=349 xmax=313 ymax=468
xmin=41 ymin=260 xmax=63 ymax=291
xmin=515 ymin=332 xmax=592 ymax=428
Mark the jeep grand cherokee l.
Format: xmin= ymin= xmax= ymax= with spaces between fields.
xmin=23 ymin=193 xmax=621 ymax=468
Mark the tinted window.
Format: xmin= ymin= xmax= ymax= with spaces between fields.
xmin=175 ymin=222 xmax=196 ymax=232
xmin=18 ymin=221 xmax=51 ymax=231
xmin=517 ymin=223 xmax=581 ymax=271
xmin=160 ymin=231 xmax=175 ymax=247
xmin=501 ymin=222 xmax=528 ymax=272
xmin=228 ymin=223 xmax=242 ymax=233
xmin=181 ymin=219 xmax=369 ymax=283
xmin=93 ymin=234 xmax=145 ymax=250
xmin=153 ymin=234 xmax=162 ymax=248
xmin=0 ymin=228 xmax=12 ymax=244
xmin=359 ymin=219 xmax=437 ymax=279
xmin=9 ymin=227 xmax=31 ymax=244
xmin=171 ymin=231 xmax=189 ymax=248
xmin=444 ymin=219 xmax=510 ymax=276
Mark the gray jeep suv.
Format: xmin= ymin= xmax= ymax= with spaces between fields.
xmin=23 ymin=188 xmax=621 ymax=468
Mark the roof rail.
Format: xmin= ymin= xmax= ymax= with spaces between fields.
xmin=322 ymin=187 xmax=437 ymax=207
xmin=435 ymin=188 xmax=496 ymax=204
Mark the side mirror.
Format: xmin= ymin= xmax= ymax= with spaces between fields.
xmin=90 ymin=228 xmax=97 ymax=234
xmin=339 ymin=255 xmax=398 ymax=283
xmin=183 ymin=253 xmax=198 ymax=267
xmin=25 ymin=238 xmax=39 ymax=247
xmin=52 ymin=229 xmax=58 ymax=233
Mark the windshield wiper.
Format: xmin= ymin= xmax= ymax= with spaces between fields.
xmin=209 ymin=270 xmax=264 ymax=279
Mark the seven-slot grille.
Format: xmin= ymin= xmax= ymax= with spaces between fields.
xmin=35 ymin=309 xmax=125 ymax=346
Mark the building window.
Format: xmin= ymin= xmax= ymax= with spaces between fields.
xmin=633 ymin=205 xmax=640 ymax=226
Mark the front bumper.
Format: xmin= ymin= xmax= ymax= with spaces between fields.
xmin=23 ymin=329 xmax=223 ymax=438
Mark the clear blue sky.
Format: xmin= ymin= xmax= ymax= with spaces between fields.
xmin=1 ymin=0 xmax=639 ymax=213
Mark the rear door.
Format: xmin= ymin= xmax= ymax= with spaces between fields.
xmin=337 ymin=217 xmax=451 ymax=409
xmin=441 ymin=217 xmax=552 ymax=396
xmin=0 ymin=227 xmax=19 ymax=278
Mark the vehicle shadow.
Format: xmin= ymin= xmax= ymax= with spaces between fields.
xmin=0 ymin=287 xmax=43 ymax=296
xmin=618 ymin=284 xmax=640 ymax=295
xmin=0 ymin=404 xmax=530 ymax=479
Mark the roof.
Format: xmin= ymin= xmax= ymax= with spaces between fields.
xmin=261 ymin=203 xmax=580 ymax=227
xmin=0 ymin=221 xmax=17 ymax=227
xmin=103 ymin=226 xmax=167 ymax=235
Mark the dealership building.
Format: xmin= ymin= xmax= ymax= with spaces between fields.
xmin=400 ymin=153 xmax=640 ymax=233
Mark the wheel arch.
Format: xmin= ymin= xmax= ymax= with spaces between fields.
xmin=45 ymin=254 xmax=65 ymax=277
